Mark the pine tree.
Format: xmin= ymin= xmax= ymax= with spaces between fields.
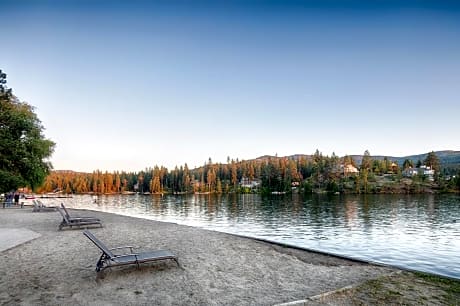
xmin=424 ymin=151 xmax=440 ymax=172
xmin=361 ymin=150 xmax=372 ymax=171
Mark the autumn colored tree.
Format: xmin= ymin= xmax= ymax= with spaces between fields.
xmin=138 ymin=173 xmax=144 ymax=193
xmin=216 ymin=178 xmax=222 ymax=193
xmin=40 ymin=149 xmax=454 ymax=196
xmin=231 ymin=161 xmax=238 ymax=189
xmin=183 ymin=163 xmax=191 ymax=192
xmin=122 ymin=178 xmax=128 ymax=192
xmin=360 ymin=150 xmax=372 ymax=171
xmin=343 ymin=155 xmax=357 ymax=167
xmin=115 ymin=173 xmax=121 ymax=193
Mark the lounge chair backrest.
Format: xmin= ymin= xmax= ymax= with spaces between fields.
xmin=83 ymin=230 xmax=115 ymax=258
xmin=32 ymin=200 xmax=39 ymax=211
xmin=57 ymin=207 xmax=70 ymax=222
xmin=60 ymin=203 xmax=71 ymax=218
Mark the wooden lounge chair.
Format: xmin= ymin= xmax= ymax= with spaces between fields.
xmin=57 ymin=207 xmax=102 ymax=230
xmin=83 ymin=230 xmax=179 ymax=273
xmin=32 ymin=200 xmax=57 ymax=212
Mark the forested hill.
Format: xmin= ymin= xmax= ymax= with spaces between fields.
xmin=349 ymin=150 xmax=460 ymax=169
xmin=255 ymin=150 xmax=460 ymax=170
xmin=42 ymin=150 xmax=460 ymax=194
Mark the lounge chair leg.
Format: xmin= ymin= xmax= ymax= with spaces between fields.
xmin=96 ymin=255 xmax=105 ymax=272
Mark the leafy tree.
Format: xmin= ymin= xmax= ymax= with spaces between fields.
xmin=0 ymin=70 xmax=55 ymax=192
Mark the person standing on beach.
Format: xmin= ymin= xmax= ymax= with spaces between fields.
xmin=6 ymin=193 xmax=13 ymax=207
xmin=14 ymin=192 xmax=20 ymax=206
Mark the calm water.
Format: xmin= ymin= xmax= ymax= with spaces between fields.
xmin=57 ymin=193 xmax=460 ymax=279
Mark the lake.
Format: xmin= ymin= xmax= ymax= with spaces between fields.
xmin=59 ymin=193 xmax=460 ymax=279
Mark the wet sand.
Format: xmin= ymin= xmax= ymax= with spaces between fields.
xmin=0 ymin=208 xmax=395 ymax=305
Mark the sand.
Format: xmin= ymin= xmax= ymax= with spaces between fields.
xmin=0 ymin=207 xmax=395 ymax=305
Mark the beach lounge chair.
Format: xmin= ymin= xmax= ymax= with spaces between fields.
xmin=57 ymin=207 xmax=102 ymax=230
xmin=83 ymin=230 xmax=179 ymax=273
xmin=60 ymin=203 xmax=100 ymax=221
xmin=32 ymin=200 xmax=57 ymax=212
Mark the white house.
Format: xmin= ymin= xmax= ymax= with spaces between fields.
xmin=240 ymin=177 xmax=260 ymax=188
xmin=403 ymin=168 xmax=419 ymax=177
xmin=403 ymin=166 xmax=435 ymax=181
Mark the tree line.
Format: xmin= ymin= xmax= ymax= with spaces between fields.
xmin=37 ymin=150 xmax=460 ymax=194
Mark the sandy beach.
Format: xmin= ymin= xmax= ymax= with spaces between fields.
xmin=0 ymin=207 xmax=395 ymax=305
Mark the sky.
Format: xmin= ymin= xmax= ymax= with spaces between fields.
xmin=1 ymin=0 xmax=460 ymax=172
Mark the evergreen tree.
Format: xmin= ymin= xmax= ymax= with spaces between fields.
xmin=361 ymin=168 xmax=369 ymax=193
xmin=403 ymin=159 xmax=414 ymax=170
xmin=361 ymin=150 xmax=372 ymax=171
xmin=424 ymin=151 xmax=440 ymax=172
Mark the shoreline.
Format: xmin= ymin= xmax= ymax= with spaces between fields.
xmin=27 ymin=186 xmax=460 ymax=197
xmin=0 ymin=208 xmax=395 ymax=305
xmin=7 ymin=196 xmax=460 ymax=281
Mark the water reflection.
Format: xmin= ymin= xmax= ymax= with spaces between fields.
xmin=56 ymin=193 xmax=460 ymax=279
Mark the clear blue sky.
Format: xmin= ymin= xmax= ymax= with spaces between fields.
xmin=2 ymin=0 xmax=459 ymax=172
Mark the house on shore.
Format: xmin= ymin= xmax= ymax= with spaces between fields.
xmin=240 ymin=177 xmax=260 ymax=189
xmin=341 ymin=164 xmax=359 ymax=176
xmin=403 ymin=166 xmax=435 ymax=181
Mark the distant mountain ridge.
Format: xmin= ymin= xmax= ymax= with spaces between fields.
xmin=255 ymin=150 xmax=460 ymax=169
xmin=55 ymin=151 xmax=460 ymax=173
xmin=350 ymin=150 xmax=460 ymax=168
